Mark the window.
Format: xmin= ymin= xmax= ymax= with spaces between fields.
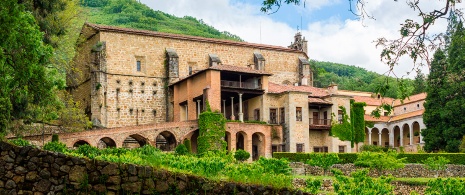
xmin=296 ymin=143 xmax=304 ymax=153
xmin=313 ymin=146 xmax=328 ymax=153
xmin=417 ymin=104 xmax=420 ymax=108
xmin=279 ymin=107 xmax=285 ymax=124
xmin=136 ymin=60 xmax=141 ymax=72
xmin=338 ymin=145 xmax=345 ymax=153
xmin=269 ymin=108 xmax=277 ymax=124
xmin=296 ymin=107 xmax=302 ymax=121
xmin=385 ymin=142 xmax=389 ymax=147
xmin=253 ymin=109 xmax=260 ymax=121
xmin=338 ymin=110 xmax=343 ymax=124
xmin=404 ymin=107 xmax=406 ymax=112
xmin=384 ymin=112 xmax=389 ymax=116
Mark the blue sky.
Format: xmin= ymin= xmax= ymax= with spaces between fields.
xmin=141 ymin=0 xmax=458 ymax=77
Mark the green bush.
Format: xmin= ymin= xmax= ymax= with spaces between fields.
xmin=52 ymin=134 xmax=59 ymax=142
xmin=354 ymin=151 xmax=405 ymax=176
xmin=305 ymin=178 xmax=321 ymax=194
xmin=306 ymin=153 xmax=340 ymax=175
xmin=74 ymin=144 xmax=101 ymax=159
xmin=183 ymin=139 xmax=192 ymax=153
xmin=175 ymin=144 xmax=189 ymax=156
xmin=332 ymin=169 xmax=394 ymax=195
xmin=359 ymin=144 xmax=389 ymax=152
xmin=422 ymin=156 xmax=449 ymax=177
xmin=234 ymin=149 xmax=250 ymax=162
xmin=338 ymin=153 xmax=358 ymax=164
xmin=273 ymin=152 xmax=357 ymax=164
xmin=425 ymin=178 xmax=465 ymax=194
xmin=9 ymin=137 xmax=31 ymax=146
xmin=43 ymin=141 xmax=68 ymax=153
xmin=256 ymin=157 xmax=291 ymax=175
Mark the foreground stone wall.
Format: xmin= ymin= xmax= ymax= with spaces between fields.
xmin=0 ymin=142 xmax=306 ymax=195
xmin=290 ymin=162 xmax=465 ymax=177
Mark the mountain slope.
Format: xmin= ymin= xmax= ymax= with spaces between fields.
xmin=80 ymin=0 xmax=243 ymax=41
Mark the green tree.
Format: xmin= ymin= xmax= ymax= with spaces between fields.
xmin=234 ymin=149 xmax=250 ymax=162
xmin=331 ymin=101 xmax=367 ymax=148
xmin=354 ymin=151 xmax=406 ymax=176
xmin=412 ymin=69 xmax=426 ymax=95
xmin=175 ymin=143 xmax=189 ymax=156
xmin=422 ymin=49 xmax=448 ymax=152
xmin=306 ymin=153 xmax=340 ymax=175
xmin=0 ymin=0 xmax=57 ymax=135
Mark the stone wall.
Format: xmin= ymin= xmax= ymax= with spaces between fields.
xmin=0 ymin=141 xmax=306 ymax=195
xmin=290 ymin=162 xmax=465 ymax=178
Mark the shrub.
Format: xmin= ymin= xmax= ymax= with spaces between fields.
xmin=273 ymin=152 xmax=358 ymax=164
xmin=332 ymin=168 xmax=394 ymax=195
xmin=9 ymin=137 xmax=31 ymax=146
xmin=305 ymin=178 xmax=321 ymax=194
xmin=183 ymin=139 xmax=191 ymax=153
xmin=397 ymin=153 xmax=465 ymax=165
xmin=425 ymin=178 xmax=465 ymax=194
xmin=354 ymin=151 xmax=405 ymax=176
xmin=337 ymin=153 xmax=358 ymax=164
xmin=422 ymin=156 xmax=449 ymax=177
xmin=359 ymin=144 xmax=389 ymax=152
xmin=74 ymin=144 xmax=101 ymax=159
xmin=306 ymin=153 xmax=340 ymax=175
xmin=175 ymin=144 xmax=189 ymax=156
xmin=43 ymin=141 xmax=68 ymax=153
xmin=256 ymin=157 xmax=291 ymax=175
xmin=234 ymin=149 xmax=250 ymax=162
xmin=52 ymin=134 xmax=59 ymax=142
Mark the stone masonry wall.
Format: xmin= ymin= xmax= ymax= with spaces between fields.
xmin=0 ymin=141 xmax=306 ymax=195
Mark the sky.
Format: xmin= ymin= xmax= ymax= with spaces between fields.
xmin=140 ymin=0 xmax=460 ymax=78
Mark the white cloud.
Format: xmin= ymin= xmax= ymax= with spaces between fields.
xmin=141 ymin=0 xmax=461 ymax=78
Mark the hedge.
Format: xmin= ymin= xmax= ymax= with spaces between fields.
xmin=273 ymin=152 xmax=465 ymax=165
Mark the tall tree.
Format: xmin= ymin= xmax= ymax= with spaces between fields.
xmin=412 ymin=69 xmax=426 ymax=95
xmin=442 ymin=22 xmax=465 ymax=152
xmin=422 ymin=49 xmax=448 ymax=152
xmin=0 ymin=0 xmax=55 ymax=134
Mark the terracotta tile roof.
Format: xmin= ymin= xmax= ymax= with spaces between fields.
xmin=209 ymin=64 xmax=272 ymax=75
xmin=393 ymin=93 xmax=427 ymax=106
xmin=353 ymin=96 xmax=395 ymax=106
xmin=308 ymin=97 xmax=332 ymax=105
xmin=391 ymin=109 xmax=424 ymax=122
xmin=85 ymin=23 xmax=306 ymax=54
xmin=364 ymin=115 xmax=390 ymax=122
xmin=268 ymin=82 xmax=329 ymax=97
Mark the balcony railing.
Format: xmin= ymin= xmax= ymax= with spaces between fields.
xmin=221 ymin=80 xmax=261 ymax=90
xmin=309 ymin=118 xmax=332 ymax=126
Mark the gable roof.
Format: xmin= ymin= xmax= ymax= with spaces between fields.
xmin=353 ymin=96 xmax=394 ymax=106
xmin=84 ymin=23 xmax=307 ymax=55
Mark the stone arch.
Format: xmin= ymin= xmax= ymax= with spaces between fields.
xmin=185 ymin=129 xmax=199 ymax=153
xmin=98 ymin=137 xmax=116 ymax=149
xmin=73 ymin=140 xmax=90 ymax=148
xmin=236 ymin=131 xmax=247 ymax=150
xmin=123 ymin=134 xmax=148 ymax=149
xmin=364 ymin=127 xmax=370 ymax=144
xmin=371 ymin=128 xmax=380 ymax=145
xmin=393 ymin=126 xmax=401 ymax=147
xmin=225 ymin=131 xmax=231 ymax=151
xmin=381 ymin=128 xmax=389 ymax=147
xmin=252 ymin=132 xmax=265 ymax=161
xmin=412 ymin=121 xmax=421 ymax=144
xmin=402 ymin=123 xmax=410 ymax=146
xmin=156 ymin=131 xmax=177 ymax=151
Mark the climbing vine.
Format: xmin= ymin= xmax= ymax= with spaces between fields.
xmin=331 ymin=100 xmax=367 ymax=148
xmin=197 ymin=100 xmax=227 ymax=155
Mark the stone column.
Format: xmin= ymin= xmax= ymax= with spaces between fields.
xmin=223 ymin=100 xmax=226 ymax=117
xmin=368 ymin=128 xmax=372 ymax=145
xmin=389 ymin=130 xmax=393 ymax=147
xmin=409 ymin=124 xmax=413 ymax=145
xmin=378 ymin=132 xmax=382 ymax=146
xmin=197 ymin=100 xmax=201 ymax=119
xmin=230 ymin=97 xmax=235 ymax=120
xmin=238 ymin=93 xmax=243 ymax=122
xmin=420 ymin=129 xmax=424 ymax=143
xmin=185 ymin=105 xmax=188 ymax=121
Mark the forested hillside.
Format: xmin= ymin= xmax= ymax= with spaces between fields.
xmin=80 ymin=0 xmax=243 ymax=41
xmin=311 ymin=60 xmax=426 ymax=98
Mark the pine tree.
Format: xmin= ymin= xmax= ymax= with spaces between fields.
xmin=422 ymin=49 xmax=448 ymax=152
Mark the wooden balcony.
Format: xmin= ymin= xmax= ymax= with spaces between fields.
xmin=221 ymin=80 xmax=261 ymax=90
xmin=309 ymin=118 xmax=331 ymax=130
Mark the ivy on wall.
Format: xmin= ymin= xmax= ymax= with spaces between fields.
xmin=331 ymin=100 xmax=367 ymax=148
xmin=197 ymin=101 xmax=227 ymax=155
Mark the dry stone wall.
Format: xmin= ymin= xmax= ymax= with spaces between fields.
xmin=0 ymin=142 xmax=306 ymax=195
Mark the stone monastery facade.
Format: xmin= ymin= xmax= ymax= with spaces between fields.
xmin=69 ymin=23 xmax=425 ymax=158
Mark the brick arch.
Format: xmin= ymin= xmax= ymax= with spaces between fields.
xmin=236 ymin=131 xmax=248 ymax=150
xmin=155 ymin=131 xmax=177 ymax=151
xmin=73 ymin=140 xmax=91 ymax=148
xmin=121 ymin=134 xmax=150 ymax=148
xmin=252 ymin=132 xmax=265 ymax=161
xmin=97 ymin=137 xmax=117 ymax=149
